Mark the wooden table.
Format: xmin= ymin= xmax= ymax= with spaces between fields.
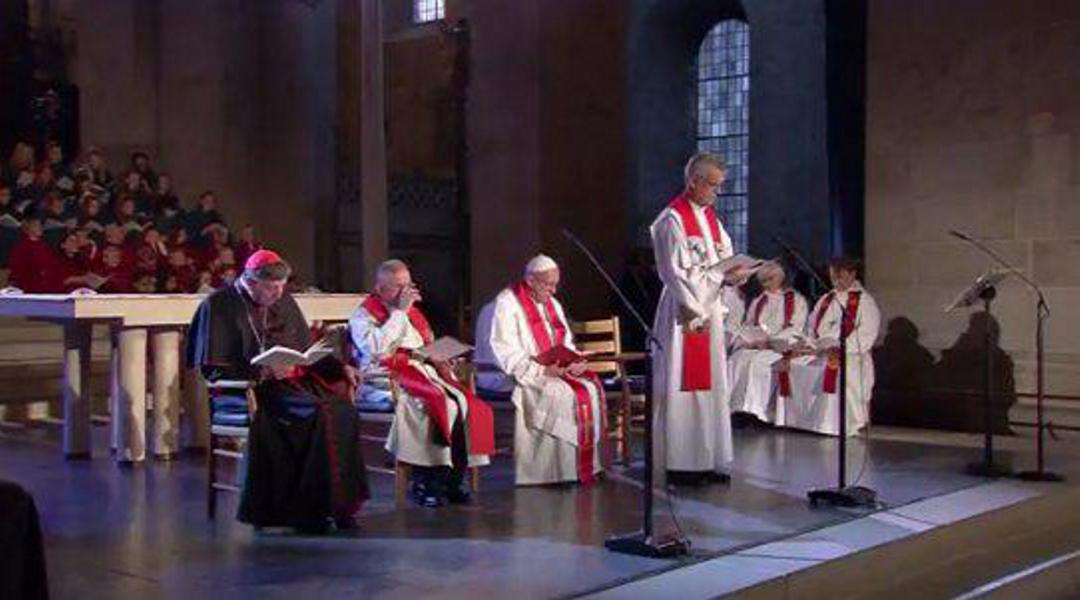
xmin=0 ymin=293 xmax=365 ymax=462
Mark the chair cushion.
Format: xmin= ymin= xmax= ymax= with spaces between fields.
xmin=476 ymin=387 xmax=513 ymax=404
xmin=602 ymin=375 xmax=646 ymax=395
xmin=212 ymin=395 xmax=249 ymax=414
xmin=356 ymin=387 xmax=394 ymax=414
xmin=211 ymin=412 xmax=250 ymax=427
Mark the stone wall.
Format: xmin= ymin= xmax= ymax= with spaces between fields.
xmin=866 ymin=0 xmax=1080 ymax=398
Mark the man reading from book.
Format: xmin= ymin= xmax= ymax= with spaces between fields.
xmin=349 ymin=259 xmax=494 ymax=508
xmin=186 ymin=249 xmax=369 ymax=532
xmin=487 ymin=254 xmax=608 ymax=486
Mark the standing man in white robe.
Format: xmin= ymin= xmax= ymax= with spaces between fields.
xmin=728 ymin=262 xmax=809 ymax=425
xmin=349 ymin=259 xmax=494 ymax=507
xmin=650 ymin=152 xmax=750 ymax=486
xmin=782 ymin=257 xmax=880 ymax=436
xmin=487 ymin=255 xmax=607 ymax=486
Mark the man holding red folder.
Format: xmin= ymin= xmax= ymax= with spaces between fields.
xmin=487 ymin=255 xmax=607 ymax=485
xmin=650 ymin=152 xmax=750 ymax=487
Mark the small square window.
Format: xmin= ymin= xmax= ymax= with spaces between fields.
xmin=414 ymin=0 xmax=444 ymax=24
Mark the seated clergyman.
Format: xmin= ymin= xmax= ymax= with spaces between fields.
xmin=186 ymin=249 xmax=369 ymax=533
xmin=727 ymin=261 xmax=808 ymax=425
xmin=780 ymin=256 xmax=881 ymax=436
xmin=485 ymin=254 xmax=607 ymax=486
xmin=349 ymin=259 xmax=494 ymax=507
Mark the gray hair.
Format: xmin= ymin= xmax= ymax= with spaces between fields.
xmin=243 ymin=260 xmax=291 ymax=283
xmin=375 ymin=258 xmax=409 ymax=284
xmin=683 ymin=151 xmax=728 ymax=184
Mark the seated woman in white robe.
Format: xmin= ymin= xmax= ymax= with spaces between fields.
xmin=728 ymin=262 xmax=808 ymax=424
xmin=349 ymin=259 xmax=494 ymax=507
xmin=487 ymin=254 xmax=606 ymax=486
xmin=781 ymin=257 xmax=881 ymax=436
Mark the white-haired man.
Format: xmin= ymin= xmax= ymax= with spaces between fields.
xmin=650 ymin=152 xmax=750 ymax=486
xmin=486 ymin=254 xmax=607 ymax=485
xmin=728 ymin=261 xmax=809 ymax=425
xmin=349 ymin=259 xmax=494 ymax=507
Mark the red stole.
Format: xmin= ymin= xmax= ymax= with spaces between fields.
xmin=668 ymin=193 xmax=724 ymax=392
xmin=816 ymin=290 xmax=861 ymax=394
xmin=361 ymin=295 xmax=495 ymax=456
xmin=770 ymin=290 xmax=797 ymax=397
xmin=511 ymin=281 xmax=606 ymax=484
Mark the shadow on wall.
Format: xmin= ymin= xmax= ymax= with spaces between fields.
xmin=873 ymin=312 xmax=1015 ymax=434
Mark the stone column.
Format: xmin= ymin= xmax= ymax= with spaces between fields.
xmin=336 ymin=0 xmax=388 ymax=290
xmin=113 ymin=326 xmax=148 ymax=463
xmin=61 ymin=322 xmax=93 ymax=458
xmin=150 ymin=329 xmax=181 ymax=458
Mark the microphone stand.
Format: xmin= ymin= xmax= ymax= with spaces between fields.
xmin=949 ymin=230 xmax=1062 ymax=482
xmin=562 ymin=228 xmax=690 ymax=558
xmin=773 ymin=233 xmax=877 ymax=507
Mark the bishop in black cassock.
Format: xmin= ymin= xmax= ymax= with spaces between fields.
xmin=186 ymin=249 xmax=369 ymax=532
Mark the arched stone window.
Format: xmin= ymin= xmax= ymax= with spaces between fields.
xmin=696 ymin=19 xmax=749 ymax=252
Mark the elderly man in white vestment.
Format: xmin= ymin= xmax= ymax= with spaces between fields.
xmin=781 ymin=257 xmax=880 ymax=436
xmin=486 ymin=255 xmax=607 ymax=486
xmin=349 ymin=259 xmax=494 ymax=507
xmin=728 ymin=262 xmax=809 ymax=425
xmin=650 ymin=152 xmax=751 ymax=487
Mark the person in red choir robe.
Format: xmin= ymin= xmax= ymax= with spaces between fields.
xmin=186 ymin=249 xmax=369 ymax=532
xmin=8 ymin=217 xmax=60 ymax=293
xmin=132 ymin=227 xmax=167 ymax=277
xmin=166 ymin=247 xmax=199 ymax=292
xmin=51 ymin=230 xmax=97 ymax=292
xmin=97 ymin=245 xmax=134 ymax=293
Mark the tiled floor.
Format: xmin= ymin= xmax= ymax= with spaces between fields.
xmin=0 ymin=421 xmax=1073 ymax=599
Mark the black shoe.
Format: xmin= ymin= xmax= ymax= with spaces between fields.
xmin=334 ymin=515 xmax=360 ymax=531
xmin=295 ymin=518 xmax=333 ymax=535
xmin=704 ymin=471 xmax=731 ymax=485
xmin=666 ymin=470 xmax=707 ymax=487
xmin=445 ymin=485 xmax=471 ymax=505
xmin=410 ymin=481 xmax=446 ymax=508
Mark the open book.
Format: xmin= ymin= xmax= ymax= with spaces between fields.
xmin=716 ymin=254 xmax=767 ymax=276
xmin=534 ymin=345 xmax=587 ymax=367
xmin=414 ymin=336 xmax=473 ymax=363
xmin=250 ymin=338 xmax=334 ymax=368
xmin=82 ymin=272 xmax=110 ymax=290
xmin=768 ymin=332 xmax=839 ymax=354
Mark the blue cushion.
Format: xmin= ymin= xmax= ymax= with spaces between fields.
xmin=212 ymin=412 xmax=250 ymax=427
xmin=212 ymin=395 xmax=249 ymax=414
xmin=602 ymin=375 xmax=646 ymax=395
xmin=357 ymin=387 xmax=394 ymax=414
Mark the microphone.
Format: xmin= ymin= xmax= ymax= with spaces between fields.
xmin=948 ymin=229 xmax=971 ymax=241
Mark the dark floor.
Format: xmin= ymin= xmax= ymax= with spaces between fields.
xmin=0 ymin=420 xmax=1021 ymax=599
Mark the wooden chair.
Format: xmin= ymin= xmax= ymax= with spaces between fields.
xmin=205 ymin=379 xmax=254 ymax=520
xmin=570 ymin=316 xmax=645 ymax=465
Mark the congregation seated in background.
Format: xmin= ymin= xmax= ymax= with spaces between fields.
xmin=0 ymin=139 xmax=263 ymax=293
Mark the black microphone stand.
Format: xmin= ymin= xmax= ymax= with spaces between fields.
xmin=772 ymin=234 xmax=877 ymax=507
xmin=949 ymin=230 xmax=1062 ymax=482
xmin=561 ymin=228 xmax=690 ymax=558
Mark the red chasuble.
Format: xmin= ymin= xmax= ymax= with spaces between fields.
xmin=360 ymin=295 xmax=494 ymax=456
xmin=668 ymin=193 xmax=724 ymax=392
xmin=511 ymin=281 xmax=607 ymax=484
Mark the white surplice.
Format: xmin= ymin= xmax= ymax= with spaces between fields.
xmin=781 ymin=282 xmax=881 ymax=436
xmin=728 ymin=289 xmax=809 ymax=424
xmin=487 ymin=288 xmax=604 ymax=485
xmin=720 ymin=285 xmax=746 ymax=351
xmin=348 ymin=304 xmax=489 ymax=467
xmin=650 ymin=200 xmax=735 ymax=477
